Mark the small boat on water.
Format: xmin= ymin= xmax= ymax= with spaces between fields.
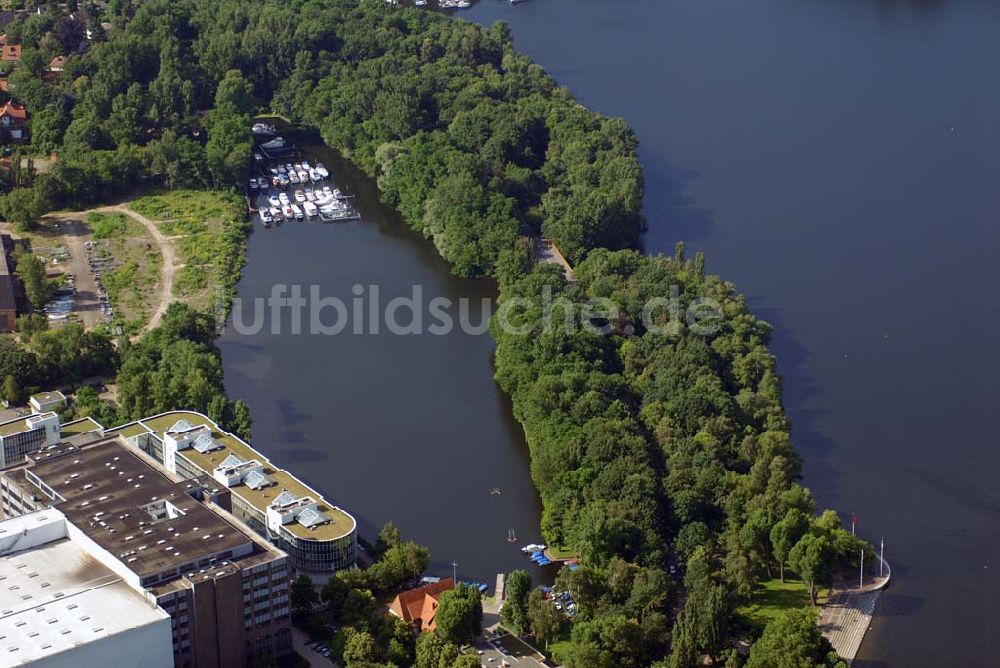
xmin=260 ymin=136 xmax=286 ymax=150
xmin=297 ymin=169 xmax=309 ymax=182
xmin=294 ymin=189 xmax=306 ymax=203
xmin=521 ymin=544 xmax=546 ymax=553
xmin=315 ymin=163 xmax=330 ymax=179
xmin=305 ymin=188 xmax=317 ymax=202
xmin=288 ymin=170 xmax=300 ymax=184
xmin=249 ymin=178 xmax=259 ymax=190
xmin=252 ymin=122 xmax=276 ymax=137
xmin=301 ymin=160 xmax=312 ymax=170
xmin=267 ymin=194 xmax=281 ymax=208
xmin=309 ymin=169 xmax=323 ymax=183
xmin=290 ymin=204 xmax=304 ymax=220
xmin=258 ymin=209 xmax=272 ymax=225
xmin=303 ymin=201 xmax=318 ymax=217
xmin=278 ymin=192 xmax=290 ymax=206
xmin=269 ymin=206 xmax=283 ymax=222
xmin=283 ymin=205 xmax=294 ymax=219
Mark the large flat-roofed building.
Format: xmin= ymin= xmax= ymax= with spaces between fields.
xmin=110 ymin=411 xmax=357 ymax=575
xmin=0 ymin=412 xmax=61 ymax=469
xmin=0 ymin=509 xmax=174 ymax=668
xmin=0 ymin=433 xmax=293 ymax=667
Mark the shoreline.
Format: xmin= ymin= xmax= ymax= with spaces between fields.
xmin=820 ymin=554 xmax=891 ymax=663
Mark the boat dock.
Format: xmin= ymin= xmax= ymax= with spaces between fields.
xmin=248 ymin=126 xmax=361 ymax=226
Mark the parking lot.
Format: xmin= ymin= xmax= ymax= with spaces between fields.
xmin=470 ymin=629 xmax=548 ymax=668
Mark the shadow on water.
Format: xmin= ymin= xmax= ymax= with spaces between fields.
xmin=640 ymin=150 xmax=715 ymax=250
xmin=750 ymin=303 xmax=844 ymax=507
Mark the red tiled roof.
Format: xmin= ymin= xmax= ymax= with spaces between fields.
xmin=0 ymin=100 xmax=26 ymax=122
xmin=0 ymin=79 xmax=8 ymax=93
xmin=0 ymin=44 xmax=19 ymax=62
xmin=48 ymin=55 xmax=66 ymax=71
xmin=388 ymin=578 xmax=454 ymax=633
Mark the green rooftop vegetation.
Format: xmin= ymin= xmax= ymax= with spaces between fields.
xmin=119 ymin=411 xmax=355 ymax=542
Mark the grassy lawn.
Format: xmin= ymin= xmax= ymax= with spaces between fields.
xmin=546 ymin=545 xmax=578 ymax=560
xmin=131 ymin=189 xmax=249 ymax=315
xmin=85 ymin=211 xmax=161 ymax=332
xmin=734 ymin=576 xmax=829 ymax=634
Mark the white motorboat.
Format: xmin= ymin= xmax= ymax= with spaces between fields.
xmin=290 ymin=204 xmax=304 ymax=220
xmin=294 ymin=189 xmax=306 ymax=203
xmin=288 ymin=170 xmax=300 ymax=184
xmin=258 ymin=209 xmax=272 ymax=225
xmin=269 ymin=206 xmax=282 ymax=221
xmin=278 ymin=192 xmax=290 ymax=206
xmin=267 ymin=195 xmax=281 ymax=208
xmin=303 ymin=201 xmax=318 ymax=217
xmin=315 ymin=163 xmax=330 ymax=178
xmin=260 ymin=136 xmax=285 ymax=150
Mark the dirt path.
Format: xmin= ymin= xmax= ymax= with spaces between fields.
xmin=103 ymin=205 xmax=178 ymax=333
xmin=30 ymin=212 xmax=102 ymax=329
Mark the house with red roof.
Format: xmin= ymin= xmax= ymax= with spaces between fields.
xmin=0 ymin=100 xmax=26 ymax=140
xmin=0 ymin=43 xmax=19 ymax=63
xmin=388 ymin=578 xmax=455 ymax=633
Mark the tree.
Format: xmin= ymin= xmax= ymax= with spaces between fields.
xmin=434 ymin=583 xmax=482 ymax=646
xmin=1 ymin=188 xmax=48 ymax=231
xmin=290 ymin=573 xmax=317 ymax=614
xmin=526 ymin=588 xmax=562 ymax=648
xmin=230 ymin=399 xmax=253 ymax=441
xmin=788 ymin=532 xmax=834 ymax=605
xmin=415 ymin=633 xmax=458 ymax=668
xmin=375 ymin=521 xmax=401 ymax=555
xmin=770 ymin=509 xmax=809 ymax=583
xmin=501 ymin=569 xmax=531 ymax=634
xmin=2 ymin=374 xmax=21 ymax=405
xmin=214 ymin=69 xmax=256 ymax=116
xmin=342 ymin=628 xmax=377 ymax=666
xmin=746 ymin=609 xmax=846 ymax=668
xmin=320 ymin=573 xmax=350 ymax=611
xmin=14 ymin=251 xmax=54 ymax=309
xmin=340 ymin=588 xmax=378 ymax=629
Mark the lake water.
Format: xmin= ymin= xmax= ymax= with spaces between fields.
xmin=458 ymin=0 xmax=1000 ymax=665
xmin=220 ymin=146 xmax=552 ymax=586
xmin=221 ymin=0 xmax=1000 ymax=664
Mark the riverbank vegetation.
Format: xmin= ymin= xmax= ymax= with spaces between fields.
xmin=0 ymin=1 xmax=870 ymax=665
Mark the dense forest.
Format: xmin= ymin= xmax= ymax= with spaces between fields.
xmin=0 ymin=1 xmax=869 ymax=666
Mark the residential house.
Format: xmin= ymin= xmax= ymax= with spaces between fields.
xmin=49 ymin=55 xmax=67 ymax=72
xmin=0 ymin=42 xmax=20 ymax=63
xmin=388 ymin=578 xmax=455 ymax=633
xmin=0 ymin=99 xmax=25 ymax=140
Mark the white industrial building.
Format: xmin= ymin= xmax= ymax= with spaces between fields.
xmin=0 ymin=509 xmax=173 ymax=667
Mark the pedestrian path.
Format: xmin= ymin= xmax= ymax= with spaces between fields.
xmin=819 ymin=555 xmax=890 ymax=664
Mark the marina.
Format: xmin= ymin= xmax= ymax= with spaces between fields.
xmin=248 ymin=125 xmax=361 ymax=226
